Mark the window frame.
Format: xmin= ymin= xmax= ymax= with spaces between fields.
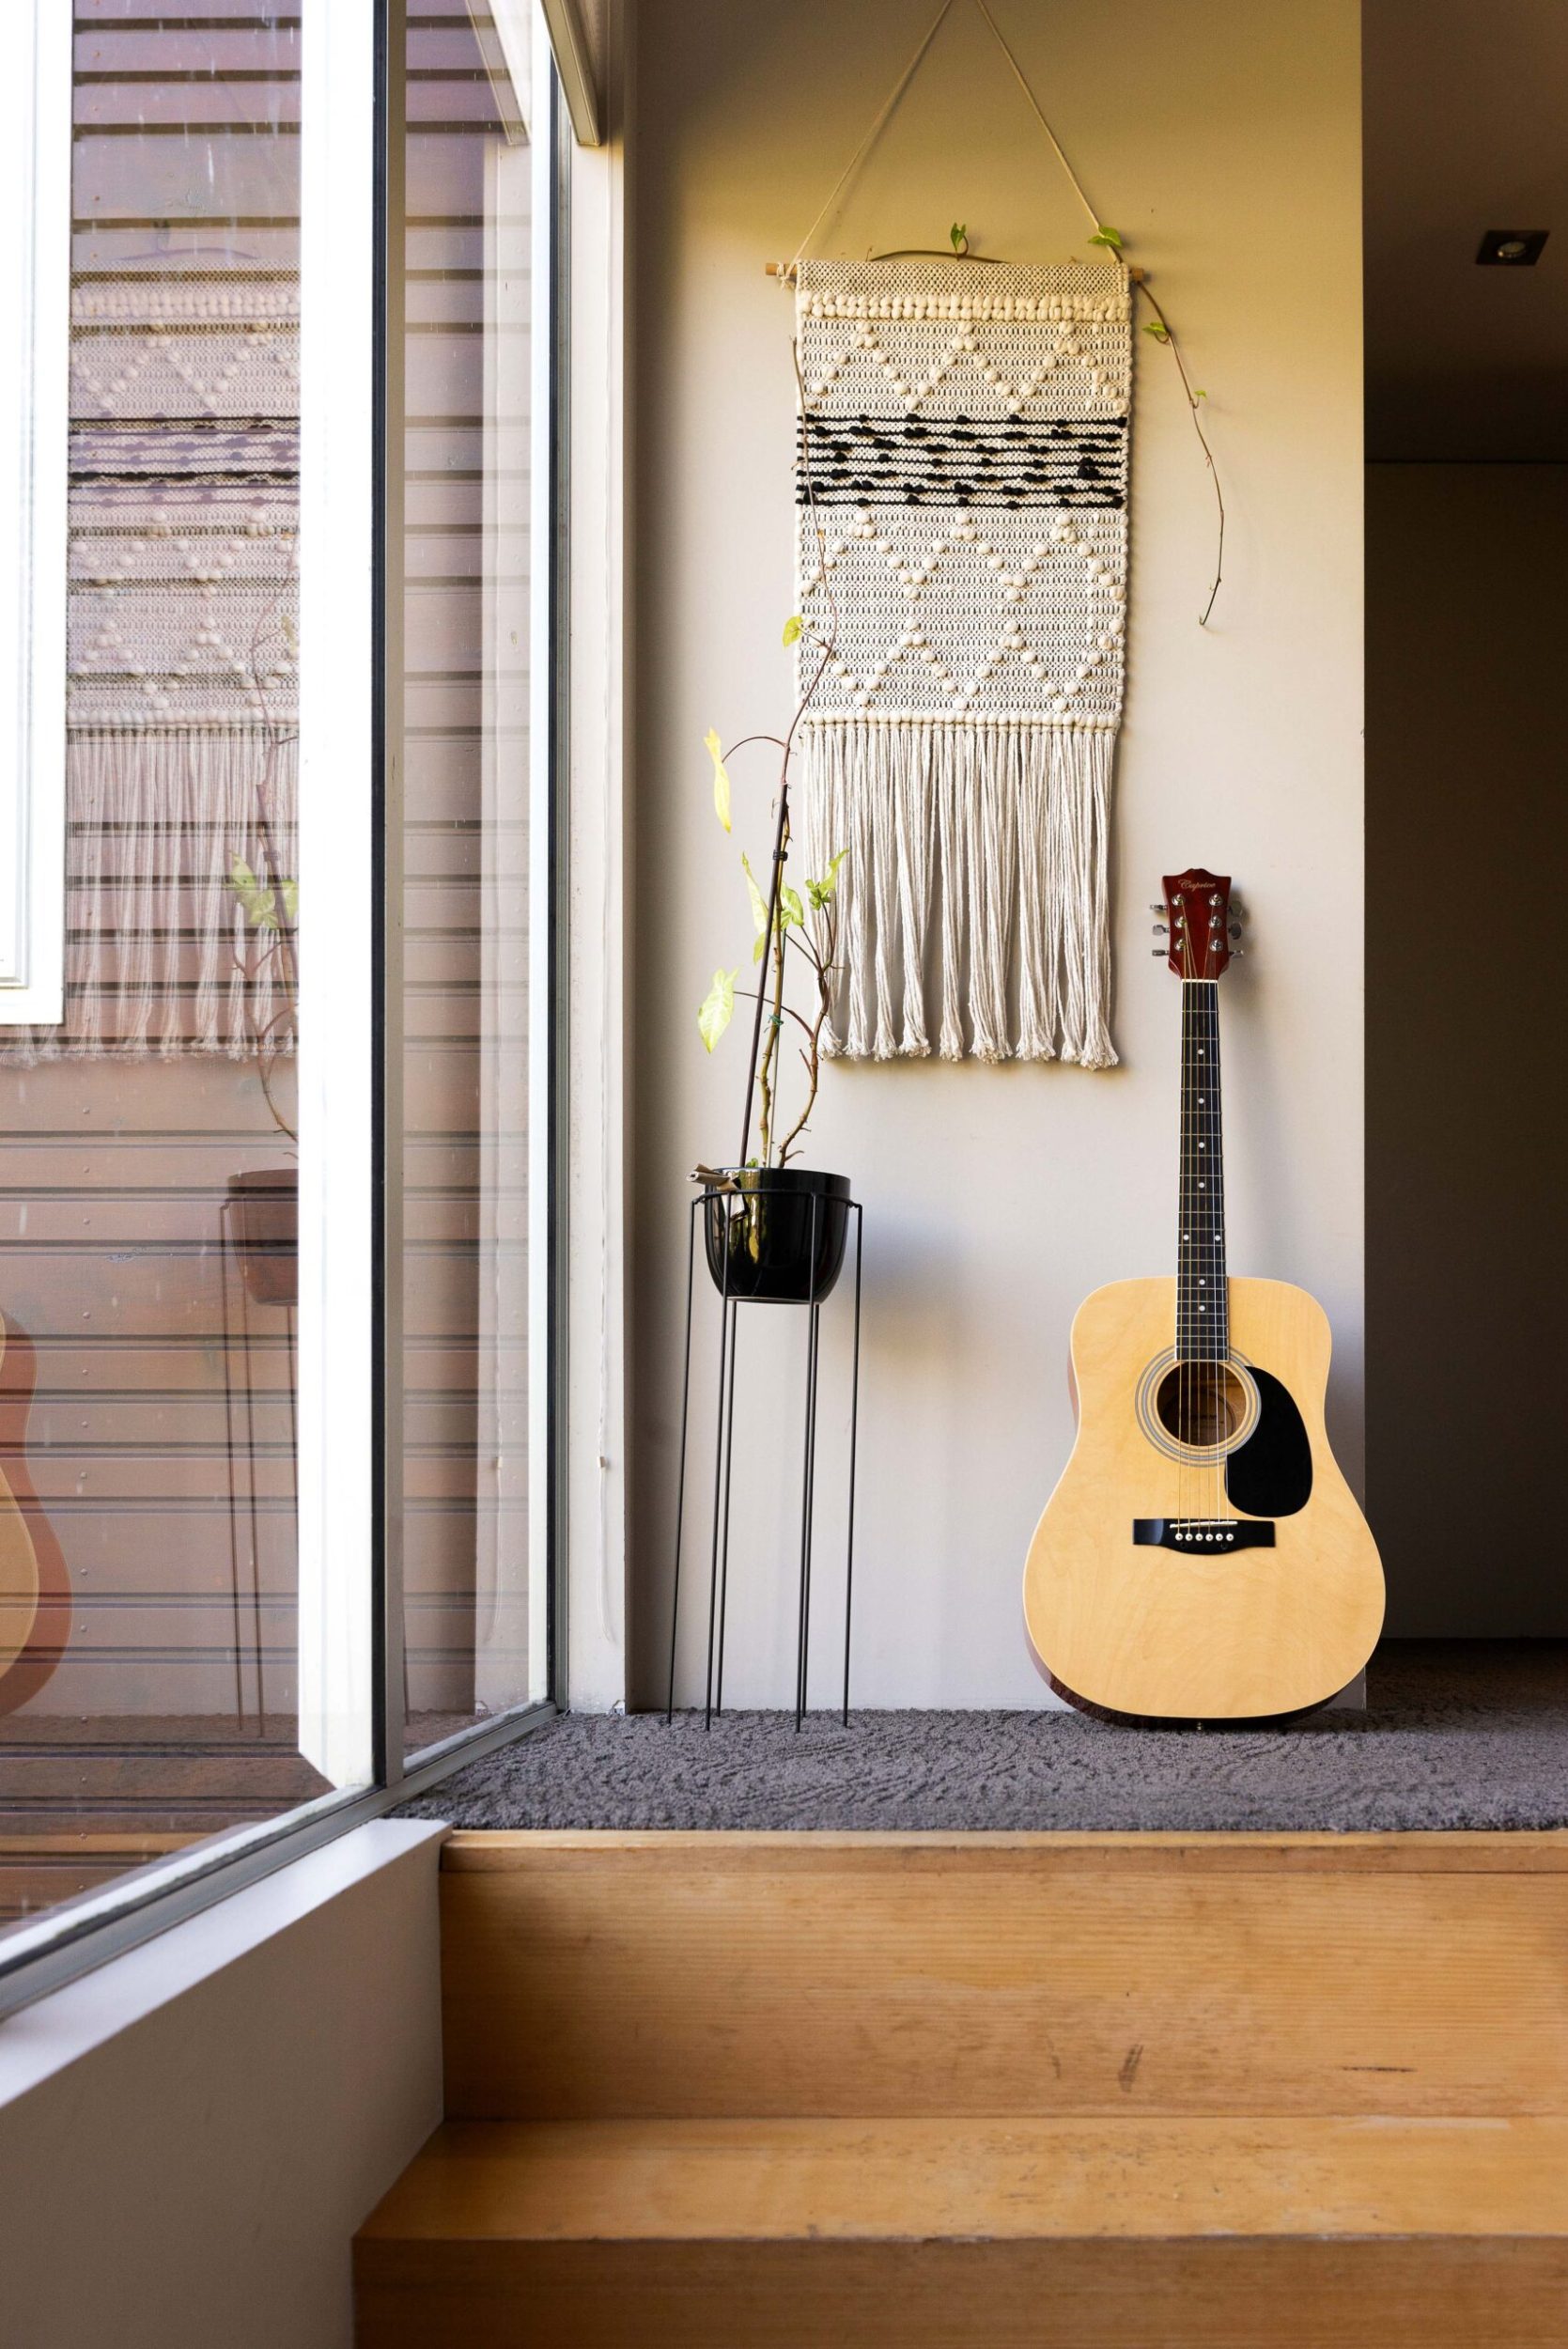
xmin=0 ymin=0 xmax=581 ymax=2024
xmin=0 ymin=0 xmax=70 ymax=1026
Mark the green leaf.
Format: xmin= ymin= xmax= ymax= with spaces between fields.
xmin=740 ymin=852 xmax=769 ymax=937
xmin=279 ymin=879 xmax=299 ymax=920
xmin=778 ymin=883 xmax=805 ymax=928
xmin=1088 ymin=225 xmax=1124 ymax=250
xmin=804 ymin=847 xmax=847 ymax=910
xmin=950 ymin=220 xmax=968 ymax=254
xmin=704 ymin=727 xmax=732 ymax=833
xmin=228 ymin=854 xmax=278 ymax=929
xmin=1193 ymin=388 xmax=1207 ymax=400
xmin=782 ymin=614 xmax=803 ymax=647
xmin=697 ymin=968 xmax=737 ymax=1053
xmin=1142 ymin=319 xmax=1171 ymax=342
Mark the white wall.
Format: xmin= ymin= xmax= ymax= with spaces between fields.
xmin=631 ymin=0 xmax=1366 ymax=1709
xmin=0 ymin=1822 xmax=443 ymax=2349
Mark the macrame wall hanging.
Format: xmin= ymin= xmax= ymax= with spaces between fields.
xmin=4 ymin=268 xmax=298 ymax=1065
xmin=796 ymin=257 xmax=1126 ymax=1066
xmin=787 ymin=0 xmax=1138 ymax=1069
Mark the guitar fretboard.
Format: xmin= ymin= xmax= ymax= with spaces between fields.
xmin=1177 ymin=979 xmax=1228 ymax=1361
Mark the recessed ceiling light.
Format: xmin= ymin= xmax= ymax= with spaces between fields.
xmin=1476 ymin=228 xmax=1549 ymax=266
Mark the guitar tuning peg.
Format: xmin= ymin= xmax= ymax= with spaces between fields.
xmin=1228 ymin=924 xmax=1242 ymax=940
xmin=1151 ymin=945 xmax=1168 ymax=957
xmin=1148 ymin=903 xmax=1166 ymax=915
xmin=1152 ymin=922 xmax=1167 ymax=934
xmin=1229 ymin=944 xmax=1246 ymax=957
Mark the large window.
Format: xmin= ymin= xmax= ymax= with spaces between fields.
xmin=0 ymin=0 xmax=565 ymax=2000
xmin=394 ymin=2 xmax=552 ymax=1756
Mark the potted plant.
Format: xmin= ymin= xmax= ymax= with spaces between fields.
xmin=225 ymin=600 xmax=299 ymax=1308
xmin=694 ymin=416 xmax=851 ymax=1305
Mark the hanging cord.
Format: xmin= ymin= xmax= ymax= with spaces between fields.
xmin=780 ymin=0 xmax=1226 ymax=624
xmin=788 ymin=0 xmax=958 ymax=273
xmin=970 ymin=0 xmax=1100 ymax=235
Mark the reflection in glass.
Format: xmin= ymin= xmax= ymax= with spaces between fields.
xmin=0 ymin=6 xmax=324 ymax=1937
xmin=399 ymin=5 xmax=543 ymax=1751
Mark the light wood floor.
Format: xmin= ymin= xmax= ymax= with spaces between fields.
xmin=355 ymin=1829 xmax=1568 ymax=2345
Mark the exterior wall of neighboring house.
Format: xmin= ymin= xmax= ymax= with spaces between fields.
xmin=0 ymin=6 xmax=513 ymax=1743
xmin=629 ymin=0 xmax=1367 ymax=1707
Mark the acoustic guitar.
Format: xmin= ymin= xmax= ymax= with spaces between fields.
xmin=0 ymin=1311 xmax=70 ymax=1716
xmin=1022 ymin=868 xmax=1384 ymax=1723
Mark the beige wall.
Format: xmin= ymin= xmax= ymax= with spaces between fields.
xmin=0 ymin=1823 xmax=443 ymax=2349
xmin=631 ymin=0 xmax=1366 ymax=1707
xmin=1366 ymin=463 xmax=1568 ymax=1634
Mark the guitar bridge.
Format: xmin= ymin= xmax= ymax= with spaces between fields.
xmin=1134 ymin=1517 xmax=1276 ymax=1551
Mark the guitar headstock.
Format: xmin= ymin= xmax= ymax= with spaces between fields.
xmin=1153 ymin=866 xmax=1245 ymax=979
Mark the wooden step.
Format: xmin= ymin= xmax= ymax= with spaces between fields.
xmin=438 ymin=1830 xmax=1568 ymax=2120
xmin=354 ymin=2113 xmax=1568 ymax=2347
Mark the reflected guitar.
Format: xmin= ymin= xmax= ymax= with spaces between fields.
xmin=1022 ymin=869 xmax=1384 ymax=1724
xmin=0 ymin=1311 xmax=70 ymax=1716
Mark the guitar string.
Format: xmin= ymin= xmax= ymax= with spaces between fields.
xmin=1209 ymin=972 xmax=1226 ymax=1527
xmin=1211 ymin=949 xmax=1230 ymax=1522
xmin=1183 ymin=909 xmax=1196 ymax=1534
xmin=1179 ymin=905 xmax=1194 ymax=1534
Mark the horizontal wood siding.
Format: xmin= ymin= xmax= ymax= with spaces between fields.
xmin=0 ymin=0 xmax=528 ymax=1869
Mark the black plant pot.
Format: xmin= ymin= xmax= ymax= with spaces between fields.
xmin=228 ymin=1168 xmax=298 ymax=1306
xmin=702 ymin=1169 xmax=851 ymax=1305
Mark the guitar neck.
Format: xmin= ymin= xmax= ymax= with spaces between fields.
xmin=1176 ymin=978 xmax=1228 ymax=1360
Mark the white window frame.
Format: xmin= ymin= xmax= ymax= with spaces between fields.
xmin=296 ymin=0 xmax=379 ymax=1791
xmin=0 ymin=2 xmax=70 ymax=1025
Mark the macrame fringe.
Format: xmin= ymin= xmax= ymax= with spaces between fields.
xmin=1 ymin=726 xmax=297 ymax=1066
xmin=802 ymin=719 xmax=1116 ymax=1068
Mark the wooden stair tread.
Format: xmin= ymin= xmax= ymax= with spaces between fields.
xmin=441 ymin=1828 xmax=1568 ymax=1874
xmin=359 ymin=2115 xmax=1568 ymax=2246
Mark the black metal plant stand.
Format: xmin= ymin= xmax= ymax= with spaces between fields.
xmin=666 ymin=1180 xmax=863 ymax=1730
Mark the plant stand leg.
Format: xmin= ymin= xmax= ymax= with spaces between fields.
xmin=236 ymin=1249 xmax=266 ymax=1732
xmin=219 ymin=1198 xmax=247 ymax=1730
xmin=664 ymin=1198 xmax=699 ymax=1724
xmin=703 ymin=1206 xmax=734 ymax=1731
xmin=713 ymin=1301 xmax=740 ymax=1718
xmin=842 ymin=1201 xmax=862 ymax=1727
xmin=795 ymin=1193 xmax=821 ymax=1730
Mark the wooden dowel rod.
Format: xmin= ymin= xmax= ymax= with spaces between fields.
xmin=765 ymin=258 xmax=1146 ymax=281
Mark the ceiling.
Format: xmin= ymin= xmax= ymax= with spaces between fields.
xmin=1364 ymin=0 xmax=1568 ymax=459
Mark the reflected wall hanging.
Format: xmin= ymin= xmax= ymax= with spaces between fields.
xmin=795 ymin=255 xmax=1127 ymax=1066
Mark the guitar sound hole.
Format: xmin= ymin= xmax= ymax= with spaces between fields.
xmin=1155 ymin=1362 xmax=1248 ymax=1451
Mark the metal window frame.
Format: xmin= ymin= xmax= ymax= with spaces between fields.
xmin=0 ymin=0 xmax=571 ymax=2024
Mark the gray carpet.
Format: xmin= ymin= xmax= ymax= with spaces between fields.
xmin=397 ymin=1643 xmax=1568 ymax=1835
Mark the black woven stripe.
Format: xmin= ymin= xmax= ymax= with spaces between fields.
xmin=797 ymin=483 xmax=1126 ymax=508
xmin=797 ymin=414 xmax=1126 ymax=506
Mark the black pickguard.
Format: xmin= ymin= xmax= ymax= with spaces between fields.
xmin=1225 ymin=1368 xmax=1312 ymax=1517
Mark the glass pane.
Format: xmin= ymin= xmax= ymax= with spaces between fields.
xmin=399 ymin=5 xmax=546 ymax=1754
xmin=0 ymin=4 xmax=369 ymax=1945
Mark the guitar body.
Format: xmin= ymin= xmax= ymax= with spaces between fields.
xmin=0 ymin=1311 xmax=69 ymax=1716
xmin=1023 ymin=1276 xmax=1385 ymax=1723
